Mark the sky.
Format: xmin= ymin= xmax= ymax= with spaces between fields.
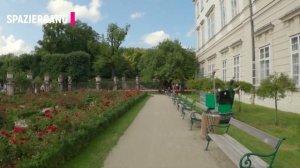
xmin=0 ymin=0 xmax=196 ymax=55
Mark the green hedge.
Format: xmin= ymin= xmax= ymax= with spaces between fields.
xmin=17 ymin=92 xmax=147 ymax=168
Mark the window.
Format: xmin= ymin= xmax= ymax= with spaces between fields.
xmin=259 ymin=46 xmax=271 ymax=82
xmin=291 ymin=35 xmax=300 ymax=86
xmin=231 ymin=0 xmax=238 ymax=18
xmin=207 ymin=12 xmax=215 ymax=39
xmin=201 ymin=24 xmax=205 ymax=46
xmin=233 ymin=55 xmax=240 ymax=80
xmin=199 ymin=63 xmax=205 ymax=78
xmin=222 ymin=60 xmax=227 ymax=81
xmin=208 ymin=63 xmax=215 ymax=77
xmin=220 ymin=0 xmax=226 ymax=27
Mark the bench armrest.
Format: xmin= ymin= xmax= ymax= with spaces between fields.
xmin=239 ymin=152 xmax=273 ymax=168
xmin=240 ymin=138 xmax=286 ymax=168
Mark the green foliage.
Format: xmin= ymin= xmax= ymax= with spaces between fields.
xmin=94 ymin=23 xmax=130 ymax=78
xmin=140 ymin=40 xmax=197 ymax=86
xmin=257 ymin=73 xmax=296 ymax=99
xmin=235 ymin=81 xmax=253 ymax=93
xmin=186 ymin=78 xmax=225 ymax=91
xmin=14 ymin=72 xmax=31 ymax=93
xmin=40 ymin=51 xmax=90 ymax=82
xmin=256 ymin=73 xmax=296 ymax=125
xmin=36 ymin=21 xmax=99 ymax=56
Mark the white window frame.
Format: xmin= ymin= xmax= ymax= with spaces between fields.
xmin=201 ymin=24 xmax=205 ymax=46
xmin=259 ymin=45 xmax=271 ymax=82
xmin=208 ymin=62 xmax=215 ymax=77
xmin=222 ymin=59 xmax=227 ymax=81
xmin=207 ymin=12 xmax=215 ymax=39
xmin=291 ymin=34 xmax=300 ymax=87
xmin=231 ymin=0 xmax=238 ymax=18
xmin=220 ymin=0 xmax=226 ymax=27
xmin=233 ymin=55 xmax=240 ymax=81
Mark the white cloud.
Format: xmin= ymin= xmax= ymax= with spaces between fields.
xmin=186 ymin=28 xmax=194 ymax=37
xmin=47 ymin=0 xmax=102 ymax=22
xmin=0 ymin=35 xmax=31 ymax=55
xmin=143 ymin=31 xmax=170 ymax=46
xmin=130 ymin=12 xmax=144 ymax=19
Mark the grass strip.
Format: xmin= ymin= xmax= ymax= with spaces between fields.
xmin=62 ymin=95 xmax=150 ymax=168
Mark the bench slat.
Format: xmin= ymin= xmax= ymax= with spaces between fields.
xmin=209 ymin=133 xmax=269 ymax=168
xmin=229 ymin=118 xmax=279 ymax=148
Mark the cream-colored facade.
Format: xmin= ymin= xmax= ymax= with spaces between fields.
xmin=194 ymin=0 xmax=300 ymax=113
xmin=194 ymin=0 xmax=300 ymax=84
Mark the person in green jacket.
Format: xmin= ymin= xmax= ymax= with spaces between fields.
xmin=228 ymin=79 xmax=240 ymax=107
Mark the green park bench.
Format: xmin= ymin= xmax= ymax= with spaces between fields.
xmin=205 ymin=118 xmax=285 ymax=168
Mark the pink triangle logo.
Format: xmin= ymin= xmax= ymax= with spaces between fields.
xmin=70 ymin=12 xmax=76 ymax=26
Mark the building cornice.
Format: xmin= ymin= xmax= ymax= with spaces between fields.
xmin=219 ymin=47 xmax=229 ymax=54
xmin=230 ymin=39 xmax=243 ymax=48
xmin=255 ymin=23 xmax=274 ymax=36
xmin=205 ymin=4 xmax=215 ymax=17
xmin=206 ymin=53 xmax=216 ymax=61
xmin=280 ymin=6 xmax=300 ymax=22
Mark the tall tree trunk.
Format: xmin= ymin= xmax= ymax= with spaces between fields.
xmin=111 ymin=64 xmax=116 ymax=78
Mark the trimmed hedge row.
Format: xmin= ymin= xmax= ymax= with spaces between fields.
xmin=17 ymin=92 xmax=148 ymax=168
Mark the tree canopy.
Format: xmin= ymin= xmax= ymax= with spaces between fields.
xmin=140 ymin=40 xmax=197 ymax=88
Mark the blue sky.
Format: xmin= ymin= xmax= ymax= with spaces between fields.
xmin=0 ymin=0 xmax=195 ymax=55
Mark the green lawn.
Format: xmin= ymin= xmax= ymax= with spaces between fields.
xmin=62 ymin=95 xmax=150 ymax=168
xmin=184 ymin=93 xmax=300 ymax=168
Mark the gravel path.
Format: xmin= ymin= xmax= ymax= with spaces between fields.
xmin=103 ymin=94 xmax=235 ymax=168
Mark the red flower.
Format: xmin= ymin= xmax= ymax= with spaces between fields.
xmin=64 ymin=119 xmax=68 ymax=123
xmin=13 ymin=127 xmax=26 ymax=134
xmin=11 ymin=139 xmax=17 ymax=145
xmin=45 ymin=125 xmax=57 ymax=133
xmin=37 ymin=132 xmax=43 ymax=137
xmin=1 ymin=130 xmax=7 ymax=135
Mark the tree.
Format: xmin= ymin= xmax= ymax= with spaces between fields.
xmin=140 ymin=40 xmax=197 ymax=89
xmin=94 ymin=23 xmax=130 ymax=78
xmin=36 ymin=20 xmax=99 ymax=77
xmin=256 ymin=73 xmax=296 ymax=125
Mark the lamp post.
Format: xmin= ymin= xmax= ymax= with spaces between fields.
xmin=44 ymin=74 xmax=50 ymax=92
xmin=95 ymin=75 xmax=101 ymax=90
xmin=6 ymin=72 xmax=14 ymax=96
xmin=58 ymin=75 xmax=63 ymax=92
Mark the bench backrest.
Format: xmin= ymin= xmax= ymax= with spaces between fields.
xmin=229 ymin=118 xmax=280 ymax=148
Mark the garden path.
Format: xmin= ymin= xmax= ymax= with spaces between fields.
xmin=103 ymin=94 xmax=235 ymax=168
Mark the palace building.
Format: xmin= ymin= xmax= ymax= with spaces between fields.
xmin=193 ymin=0 xmax=300 ymax=113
